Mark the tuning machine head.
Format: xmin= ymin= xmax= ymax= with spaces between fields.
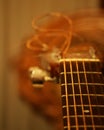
xmin=28 ymin=66 xmax=58 ymax=88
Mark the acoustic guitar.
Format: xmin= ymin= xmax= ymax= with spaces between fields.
xmin=17 ymin=11 xmax=104 ymax=130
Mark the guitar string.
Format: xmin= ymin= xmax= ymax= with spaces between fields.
xmin=69 ymin=61 xmax=79 ymax=130
xmin=76 ymin=61 xmax=87 ymax=130
xmin=82 ymin=61 xmax=95 ymax=130
xmin=63 ymin=60 xmax=70 ymax=130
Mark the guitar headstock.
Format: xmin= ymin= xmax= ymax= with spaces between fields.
xmin=16 ymin=10 xmax=104 ymax=130
xmin=26 ymin=11 xmax=103 ymax=88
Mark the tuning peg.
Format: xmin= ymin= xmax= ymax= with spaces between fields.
xmin=28 ymin=66 xmax=57 ymax=88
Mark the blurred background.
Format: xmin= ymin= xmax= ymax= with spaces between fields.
xmin=0 ymin=0 xmax=103 ymax=130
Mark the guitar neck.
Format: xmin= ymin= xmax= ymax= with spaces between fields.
xmin=59 ymin=58 xmax=104 ymax=130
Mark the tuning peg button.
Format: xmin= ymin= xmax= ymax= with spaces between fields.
xmin=28 ymin=66 xmax=57 ymax=88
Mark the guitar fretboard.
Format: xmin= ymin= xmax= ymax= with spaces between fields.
xmin=59 ymin=59 xmax=104 ymax=130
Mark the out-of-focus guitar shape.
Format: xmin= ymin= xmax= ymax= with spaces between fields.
xmin=17 ymin=10 xmax=104 ymax=130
